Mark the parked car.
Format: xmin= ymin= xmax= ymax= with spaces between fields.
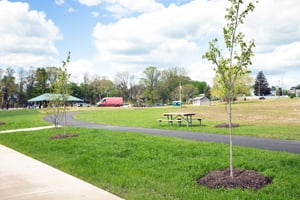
xmin=75 ymin=103 xmax=91 ymax=107
xmin=122 ymin=103 xmax=132 ymax=107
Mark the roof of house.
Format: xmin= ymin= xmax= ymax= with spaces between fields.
xmin=193 ymin=94 xmax=208 ymax=101
xmin=28 ymin=93 xmax=83 ymax=102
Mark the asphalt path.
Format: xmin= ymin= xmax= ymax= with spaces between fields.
xmin=44 ymin=112 xmax=300 ymax=154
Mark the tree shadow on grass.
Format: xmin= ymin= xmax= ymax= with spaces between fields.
xmin=215 ymin=123 xmax=240 ymax=128
xmin=49 ymin=133 xmax=78 ymax=140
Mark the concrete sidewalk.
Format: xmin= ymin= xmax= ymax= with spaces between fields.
xmin=0 ymin=125 xmax=59 ymax=134
xmin=0 ymin=145 xmax=124 ymax=200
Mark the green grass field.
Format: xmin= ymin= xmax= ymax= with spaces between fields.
xmin=0 ymin=98 xmax=300 ymax=199
xmin=0 ymin=109 xmax=50 ymax=130
xmin=75 ymin=98 xmax=300 ymax=140
xmin=0 ymin=127 xmax=299 ymax=199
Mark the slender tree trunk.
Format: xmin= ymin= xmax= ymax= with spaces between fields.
xmin=228 ymin=95 xmax=233 ymax=177
xmin=63 ymin=100 xmax=66 ymax=135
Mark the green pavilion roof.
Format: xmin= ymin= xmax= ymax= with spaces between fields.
xmin=27 ymin=93 xmax=83 ymax=102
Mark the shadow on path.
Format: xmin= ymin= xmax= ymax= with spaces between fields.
xmin=44 ymin=112 xmax=300 ymax=154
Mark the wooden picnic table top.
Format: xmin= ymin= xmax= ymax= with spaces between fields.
xmin=163 ymin=112 xmax=196 ymax=116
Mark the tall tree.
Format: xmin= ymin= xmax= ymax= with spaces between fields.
xmin=140 ymin=66 xmax=161 ymax=103
xmin=160 ymin=67 xmax=190 ymax=104
xmin=17 ymin=68 xmax=27 ymax=107
xmin=90 ymin=75 xmax=114 ymax=103
xmin=1 ymin=67 xmax=17 ymax=109
xmin=69 ymin=82 xmax=82 ymax=99
xmin=35 ymin=67 xmax=49 ymax=94
xmin=253 ymin=71 xmax=270 ymax=96
xmin=25 ymin=67 xmax=36 ymax=99
xmin=114 ymin=71 xmax=131 ymax=101
xmin=203 ymin=0 xmax=257 ymax=176
xmin=193 ymin=81 xmax=208 ymax=95
xmin=171 ymin=83 xmax=198 ymax=103
xmin=46 ymin=66 xmax=60 ymax=91
xmin=81 ymin=73 xmax=90 ymax=102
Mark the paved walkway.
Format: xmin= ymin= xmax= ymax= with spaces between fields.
xmin=45 ymin=112 xmax=300 ymax=154
xmin=0 ymin=125 xmax=60 ymax=134
xmin=0 ymin=145 xmax=124 ymax=200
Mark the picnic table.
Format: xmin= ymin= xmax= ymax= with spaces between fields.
xmin=159 ymin=112 xmax=196 ymax=127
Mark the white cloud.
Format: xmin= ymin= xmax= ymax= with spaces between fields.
xmin=2 ymin=0 xmax=300 ymax=89
xmin=244 ymin=0 xmax=300 ymax=52
xmin=89 ymin=0 xmax=300 ymax=87
xmin=244 ymin=0 xmax=300 ymax=87
xmin=252 ymin=42 xmax=300 ymax=87
xmin=67 ymin=7 xmax=77 ymax=13
xmin=92 ymin=0 xmax=224 ymax=83
xmin=106 ymin=0 xmax=164 ymax=16
xmin=79 ymin=0 xmax=164 ymax=17
xmin=68 ymin=59 xmax=95 ymax=83
xmin=0 ymin=0 xmax=62 ymax=68
xmin=55 ymin=0 xmax=64 ymax=5
xmin=78 ymin=0 xmax=102 ymax=6
xmin=91 ymin=11 xmax=99 ymax=17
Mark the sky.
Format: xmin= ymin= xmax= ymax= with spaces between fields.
xmin=0 ymin=0 xmax=300 ymax=89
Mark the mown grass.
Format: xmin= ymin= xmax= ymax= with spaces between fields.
xmin=75 ymin=98 xmax=300 ymax=140
xmin=0 ymin=127 xmax=299 ymax=199
xmin=0 ymin=109 xmax=50 ymax=130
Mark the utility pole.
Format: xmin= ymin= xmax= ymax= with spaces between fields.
xmin=179 ymin=82 xmax=182 ymax=107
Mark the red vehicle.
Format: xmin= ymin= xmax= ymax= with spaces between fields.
xmin=96 ymin=97 xmax=123 ymax=107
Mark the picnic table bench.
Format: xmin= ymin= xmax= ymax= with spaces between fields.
xmin=157 ymin=112 xmax=203 ymax=127
xmin=157 ymin=118 xmax=183 ymax=126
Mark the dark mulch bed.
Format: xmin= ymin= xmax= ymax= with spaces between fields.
xmin=0 ymin=121 xmax=5 ymax=125
xmin=197 ymin=168 xmax=272 ymax=190
xmin=215 ymin=123 xmax=239 ymax=128
xmin=49 ymin=133 xmax=78 ymax=140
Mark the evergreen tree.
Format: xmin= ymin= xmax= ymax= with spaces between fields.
xmin=253 ymin=71 xmax=270 ymax=96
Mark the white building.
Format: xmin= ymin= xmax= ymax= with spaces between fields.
xmin=296 ymin=89 xmax=300 ymax=97
xmin=192 ymin=94 xmax=210 ymax=106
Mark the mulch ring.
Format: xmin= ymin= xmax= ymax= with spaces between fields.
xmin=215 ymin=123 xmax=239 ymax=128
xmin=0 ymin=121 xmax=5 ymax=125
xmin=197 ymin=168 xmax=272 ymax=190
xmin=49 ymin=133 xmax=78 ymax=140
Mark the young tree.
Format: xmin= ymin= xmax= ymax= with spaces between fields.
xmin=52 ymin=52 xmax=71 ymax=133
xmin=203 ymin=0 xmax=257 ymax=176
xmin=253 ymin=71 xmax=270 ymax=96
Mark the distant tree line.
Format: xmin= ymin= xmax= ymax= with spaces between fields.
xmin=0 ymin=66 xmax=211 ymax=108
xmin=1 ymin=65 xmax=296 ymax=109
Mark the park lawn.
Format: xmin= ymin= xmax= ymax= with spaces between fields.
xmin=75 ymin=98 xmax=300 ymax=140
xmin=0 ymin=109 xmax=50 ymax=131
xmin=0 ymin=127 xmax=299 ymax=200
